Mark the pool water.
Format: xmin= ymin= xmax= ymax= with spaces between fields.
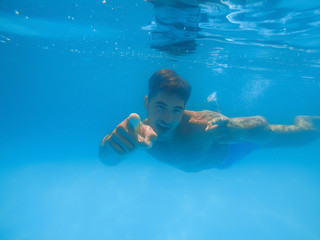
xmin=1 ymin=0 xmax=320 ymax=239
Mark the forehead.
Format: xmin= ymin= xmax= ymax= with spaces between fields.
xmin=149 ymin=91 xmax=185 ymax=107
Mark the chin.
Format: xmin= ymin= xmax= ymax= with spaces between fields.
xmin=156 ymin=130 xmax=173 ymax=141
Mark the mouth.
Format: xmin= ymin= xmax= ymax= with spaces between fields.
xmin=156 ymin=123 xmax=171 ymax=134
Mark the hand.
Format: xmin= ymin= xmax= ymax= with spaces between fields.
xmin=205 ymin=117 xmax=229 ymax=132
xmin=104 ymin=113 xmax=158 ymax=155
xmin=187 ymin=113 xmax=230 ymax=142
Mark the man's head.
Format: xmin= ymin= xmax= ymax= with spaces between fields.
xmin=145 ymin=69 xmax=191 ymax=140
xmin=147 ymin=69 xmax=191 ymax=103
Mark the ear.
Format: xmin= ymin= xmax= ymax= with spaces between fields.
xmin=144 ymin=96 xmax=149 ymax=110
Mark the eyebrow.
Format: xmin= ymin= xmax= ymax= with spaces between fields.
xmin=155 ymin=101 xmax=168 ymax=107
xmin=155 ymin=101 xmax=184 ymax=111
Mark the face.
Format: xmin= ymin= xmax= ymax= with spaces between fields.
xmin=145 ymin=91 xmax=185 ymax=140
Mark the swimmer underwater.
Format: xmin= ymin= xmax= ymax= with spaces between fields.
xmin=99 ymin=69 xmax=320 ymax=172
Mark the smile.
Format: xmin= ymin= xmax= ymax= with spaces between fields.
xmin=156 ymin=123 xmax=171 ymax=133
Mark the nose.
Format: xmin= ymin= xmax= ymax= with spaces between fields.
xmin=161 ymin=111 xmax=173 ymax=125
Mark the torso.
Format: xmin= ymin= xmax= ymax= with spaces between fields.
xmin=146 ymin=110 xmax=231 ymax=171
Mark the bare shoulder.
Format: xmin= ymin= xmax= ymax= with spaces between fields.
xmin=185 ymin=110 xmax=226 ymax=121
xmin=177 ymin=110 xmax=227 ymax=134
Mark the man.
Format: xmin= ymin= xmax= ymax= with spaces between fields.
xmin=99 ymin=69 xmax=319 ymax=172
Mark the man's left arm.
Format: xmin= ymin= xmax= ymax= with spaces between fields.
xmin=210 ymin=116 xmax=272 ymax=145
xmin=263 ymin=116 xmax=319 ymax=148
xmin=209 ymin=115 xmax=319 ymax=147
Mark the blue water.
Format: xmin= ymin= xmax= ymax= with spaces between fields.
xmin=1 ymin=0 xmax=320 ymax=239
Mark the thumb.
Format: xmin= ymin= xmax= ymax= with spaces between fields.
xmin=144 ymin=131 xmax=158 ymax=148
xmin=140 ymin=124 xmax=158 ymax=148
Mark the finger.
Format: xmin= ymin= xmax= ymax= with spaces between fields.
xmin=140 ymin=125 xmax=157 ymax=148
xmin=111 ymin=131 xmax=135 ymax=152
xmin=108 ymin=141 xmax=126 ymax=155
xmin=144 ymin=133 xmax=157 ymax=148
xmin=125 ymin=113 xmax=143 ymax=144
xmin=127 ymin=113 xmax=141 ymax=131
xmin=205 ymin=124 xmax=218 ymax=132
xmin=106 ymin=135 xmax=126 ymax=154
xmin=116 ymin=126 xmax=138 ymax=149
xmin=205 ymin=118 xmax=229 ymax=132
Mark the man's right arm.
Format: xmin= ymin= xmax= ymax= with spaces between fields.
xmin=99 ymin=113 xmax=157 ymax=166
xmin=99 ymin=134 xmax=126 ymax=166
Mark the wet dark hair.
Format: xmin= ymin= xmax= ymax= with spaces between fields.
xmin=148 ymin=69 xmax=192 ymax=103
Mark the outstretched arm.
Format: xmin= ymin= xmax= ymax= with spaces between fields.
xmin=264 ymin=116 xmax=319 ymax=148
xmin=208 ymin=115 xmax=272 ymax=145
xmin=205 ymin=114 xmax=319 ymax=147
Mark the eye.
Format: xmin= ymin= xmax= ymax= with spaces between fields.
xmin=157 ymin=105 xmax=165 ymax=109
